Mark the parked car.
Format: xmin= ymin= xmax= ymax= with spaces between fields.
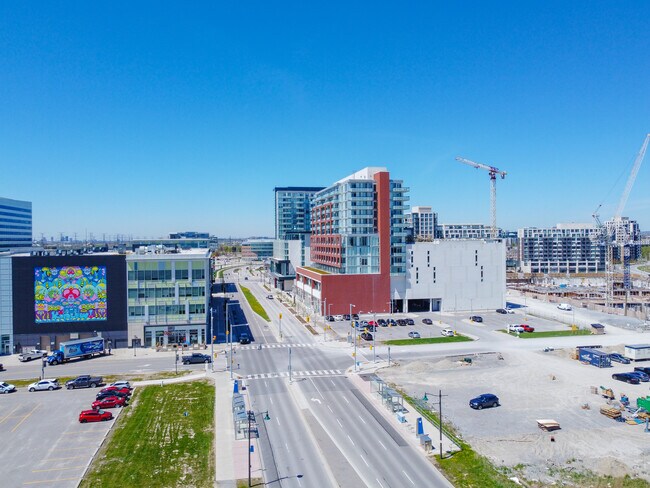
xmin=66 ymin=375 xmax=103 ymax=389
xmin=28 ymin=379 xmax=60 ymax=392
xmin=110 ymin=381 xmax=132 ymax=390
xmin=505 ymin=308 xmax=515 ymax=314
xmin=326 ymin=315 xmax=335 ymax=322
xmin=18 ymin=350 xmax=47 ymax=362
xmin=378 ymin=319 xmax=388 ymax=327
xmin=239 ymin=333 xmax=251 ymax=345
xmin=397 ymin=319 xmax=407 ymax=326
xmin=0 ymin=381 xmax=16 ymax=394
xmin=609 ymin=353 xmax=631 ymax=364
xmin=0 ymin=363 xmax=5 ymax=372
xmin=343 ymin=314 xmax=351 ymax=321
xmin=92 ymin=396 xmax=127 ymax=409
xmin=408 ymin=331 xmax=421 ymax=339
xmin=441 ymin=328 xmax=454 ymax=337
xmin=388 ymin=319 xmax=397 ymax=326
xmin=612 ymin=372 xmax=640 ymax=384
xmin=334 ymin=315 xmax=344 ymax=321
xmin=496 ymin=308 xmax=508 ymax=314
xmin=422 ymin=318 xmax=433 ymax=325
xmin=469 ymin=393 xmax=500 ymax=410
xmin=508 ymin=324 xmax=524 ymax=333
xmin=351 ymin=314 xmax=360 ymax=320
xmin=266 ymin=294 xmax=273 ymax=299
xmin=634 ymin=366 xmax=650 ymax=375
xmin=469 ymin=315 xmax=483 ymax=322
xmin=96 ymin=390 xmax=131 ymax=401
xmin=519 ymin=324 xmax=535 ymax=333
xmin=182 ymin=353 xmax=212 ymax=364
xmin=100 ymin=386 xmax=131 ymax=396
xmin=79 ymin=409 xmax=113 ymax=423
xmin=557 ymin=303 xmax=572 ymax=311
xmin=406 ymin=318 xmax=415 ymax=325
xmin=368 ymin=320 xmax=378 ymax=327
xmin=628 ymin=371 xmax=650 ymax=382
xmin=360 ymin=332 xmax=373 ymax=341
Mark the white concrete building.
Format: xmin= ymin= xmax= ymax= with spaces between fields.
xmin=269 ymin=239 xmax=311 ymax=291
xmin=409 ymin=206 xmax=438 ymax=239
xmin=440 ymin=223 xmax=495 ymax=239
xmin=390 ymin=240 xmax=506 ymax=312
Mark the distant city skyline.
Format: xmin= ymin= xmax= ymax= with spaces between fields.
xmin=1 ymin=3 xmax=649 ymax=238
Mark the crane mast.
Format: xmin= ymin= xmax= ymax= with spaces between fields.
xmin=455 ymin=157 xmax=507 ymax=239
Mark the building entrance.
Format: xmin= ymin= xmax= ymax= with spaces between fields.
xmin=1 ymin=335 xmax=10 ymax=355
xmin=145 ymin=325 xmax=205 ymax=347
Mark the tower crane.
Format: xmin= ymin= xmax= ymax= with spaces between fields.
xmin=455 ymin=157 xmax=507 ymax=239
xmin=593 ymin=133 xmax=650 ymax=310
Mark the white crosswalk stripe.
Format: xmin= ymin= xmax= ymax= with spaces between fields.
xmin=244 ymin=369 xmax=343 ymax=380
xmin=240 ymin=343 xmax=316 ymax=350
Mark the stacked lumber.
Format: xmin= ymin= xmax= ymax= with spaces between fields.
xmin=600 ymin=406 xmax=622 ymax=419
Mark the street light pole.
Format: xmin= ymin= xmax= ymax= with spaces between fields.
xmin=350 ymin=304 xmax=357 ymax=371
xmin=228 ymin=303 xmax=233 ymax=380
xmin=373 ymin=312 xmax=377 ymax=363
xmin=210 ymin=307 xmax=215 ymax=372
xmin=423 ymin=389 xmax=449 ymax=459
xmin=288 ymin=346 xmax=292 ymax=383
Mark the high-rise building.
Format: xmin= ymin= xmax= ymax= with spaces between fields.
xmin=605 ymin=217 xmax=642 ymax=260
xmin=409 ymin=206 xmax=438 ymax=239
xmin=0 ymin=197 xmax=32 ymax=251
xmin=274 ymin=187 xmax=324 ymax=241
xmin=295 ymin=167 xmax=408 ymax=314
xmin=518 ymin=223 xmax=606 ymax=274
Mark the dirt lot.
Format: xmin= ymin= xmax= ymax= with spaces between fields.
xmin=380 ymin=346 xmax=650 ymax=485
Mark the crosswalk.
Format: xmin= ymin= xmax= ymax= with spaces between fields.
xmin=245 ymin=369 xmax=343 ymax=380
xmin=239 ymin=343 xmax=316 ymax=350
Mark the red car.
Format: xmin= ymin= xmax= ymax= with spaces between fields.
xmin=79 ymin=409 xmax=113 ymax=423
xmin=92 ymin=395 xmax=127 ymax=409
xmin=367 ymin=320 xmax=378 ymax=327
xmin=100 ymin=386 xmax=131 ymax=396
xmin=519 ymin=324 xmax=535 ymax=332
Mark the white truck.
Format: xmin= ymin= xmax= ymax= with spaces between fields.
xmin=18 ymin=350 xmax=47 ymax=362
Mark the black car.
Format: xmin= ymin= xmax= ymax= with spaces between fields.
xmin=397 ymin=319 xmax=407 ymax=326
xmin=422 ymin=318 xmax=433 ymax=325
xmin=351 ymin=314 xmax=360 ymax=320
xmin=66 ymin=375 xmax=103 ymax=390
xmin=326 ymin=315 xmax=335 ymax=322
xmin=378 ymin=319 xmax=387 ymax=327
xmin=469 ymin=315 xmax=483 ymax=322
xmin=388 ymin=319 xmax=397 ymax=326
xmin=239 ymin=333 xmax=251 ymax=345
xmin=343 ymin=314 xmax=351 ymax=321
xmin=182 ymin=353 xmax=212 ymax=365
xmin=0 ymin=363 xmax=4 ymax=372
xmin=469 ymin=393 xmax=500 ymax=410
xmin=496 ymin=308 xmax=507 ymax=314
xmin=96 ymin=390 xmax=130 ymax=401
xmin=634 ymin=366 xmax=650 ymax=375
xmin=612 ymin=372 xmax=640 ymax=384
xmin=610 ymin=353 xmax=631 ymax=364
xmin=360 ymin=332 xmax=373 ymax=341
xmin=406 ymin=318 xmax=415 ymax=325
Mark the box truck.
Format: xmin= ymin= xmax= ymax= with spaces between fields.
xmin=47 ymin=337 xmax=106 ymax=365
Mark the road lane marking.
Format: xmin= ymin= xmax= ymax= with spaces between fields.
xmin=23 ymin=477 xmax=80 ymax=485
xmin=403 ymin=470 xmax=415 ymax=485
xmin=378 ymin=440 xmax=387 ymax=450
xmin=327 ymin=404 xmax=333 ymax=413
xmin=12 ymin=404 xmax=40 ymax=433
xmin=330 ymin=379 xmax=336 ymax=386
xmin=270 ymin=397 xmax=274 ymax=405
xmin=264 ymin=381 xmax=268 ymax=387
xmin=376 ymin=478 xmax=385 ymax=488
xmin=276 ymin=418 xmax=281 ymax=426
xmin=309 ymin=378 xmax=325 ymax=399
xmin=285 ymin=442 xmax=290 ymax=453
xmin=358 ymin=414 xmax=366 ymax=424
xmin=361 ymin=456 xmax=369 ymax=467
xmin=32 ymin=465 xmax=85 ymax=473
xmin=40 ymin=455 xmax=87 ymax=462
xmin=347 ymin=435 xmax=355 ymax=446
xmin=0 ymin=405 xmax=21 ymax=424
xmin=337 ymin=418 xmax=343 ymax=428
xmin=343 ymin=396 xmax=350 ymax=404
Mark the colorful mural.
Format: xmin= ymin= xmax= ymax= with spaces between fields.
xmin=35 ymin=266 xmax=107 ymax=323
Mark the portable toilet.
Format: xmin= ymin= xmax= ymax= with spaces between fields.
xmin=590 ymin=323 xmax=605 ymax=335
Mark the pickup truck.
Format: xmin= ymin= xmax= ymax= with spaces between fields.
xmin=181 ymin=353 xmax=212 ymax=365
xmin=18 ymin=350 xmax=47 ymax=362
xmin=65 ymin=375 xmax=103 ymax=389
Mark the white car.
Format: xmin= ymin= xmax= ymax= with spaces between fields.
xmin=408 ymin=331 xmax=421 ymax=338
xmin=0 ymin=381 xmax=16 ymax=394
xmin=505 ymin=308 xmax=515 ymax=314
xmin=508 ymin=324 xmax=524 ymax=333
xmin=557 ymin=303 xmax=572 ymax=311
xmin=28 ymin=379 xmax=60 ymax=392
xmin=441 ymin=328 xmax=455 ymax=337
xmin=110 ymin=381 xmax=132 ymax=390
xmin=334 ymin=315 xmax=344 ymax=321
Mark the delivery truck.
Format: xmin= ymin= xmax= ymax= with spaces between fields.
xmin=47 ymin=337 xmax=106 ymax=365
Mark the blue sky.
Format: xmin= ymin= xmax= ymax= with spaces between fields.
xmin=1 ymin=2 xmax=649 ymax=239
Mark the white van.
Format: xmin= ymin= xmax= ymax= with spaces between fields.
xmin=441 ymin=328 xmax=455 ymax=337
xmin=557 ymin=303 xmax=572 ymax=311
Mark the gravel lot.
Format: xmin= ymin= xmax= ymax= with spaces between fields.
xmin=380 ymin=345 xmax=650 ymax=484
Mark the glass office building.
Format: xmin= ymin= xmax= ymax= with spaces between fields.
xmin=0 ymin=197 xmax=32 ymax=251
xmin=274 ymin=187 xmax=324 ymax=241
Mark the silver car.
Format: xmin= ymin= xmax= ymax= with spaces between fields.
xmin=0 ymin=381 xmax=16 ymax=394
xmin=28 ymin=379 xmax=60 ymax=392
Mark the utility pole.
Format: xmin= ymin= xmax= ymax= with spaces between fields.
xmin=423 ymin=390 xmax=449 ymax=459
xmin=350 ymin=304 xmax=357 ymax=371
xmin=288 ymin=346 xmax=292 ymax=383
xmin=210 ymin=307 xmax=215 ymax=372
xmin=373 ymin=312 xmax=377 ymax=363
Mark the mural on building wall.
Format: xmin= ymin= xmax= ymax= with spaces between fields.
xmin=34 ymin=266 xmax=107 ymax=322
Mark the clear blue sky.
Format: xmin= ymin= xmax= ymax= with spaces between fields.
xmin=1 ymin=1 xmax=649 ymax=239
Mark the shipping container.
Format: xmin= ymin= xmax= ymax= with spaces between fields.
xmin=578 ymin=348 xmax=611 ymax=368
xmin=624 ymin=344 xmax=650 ymax=361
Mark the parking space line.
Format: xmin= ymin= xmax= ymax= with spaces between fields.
xmin=32 ymin=465 xmax=86 ymax=473
xmin=49 ymin=445 xmax=100 ymax=450
xmin=41 ymin=455 xmax=87 ymax=462
xmin=0 ymin=405 xmax=22 ymax=424
xmin=23 ymin=476 xmax=80 ymax=485
xmin=11 ymin=404 xmax=40 ymax=433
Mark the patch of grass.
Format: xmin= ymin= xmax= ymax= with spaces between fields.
xmin=638 ymin=265 xmax=650 ymax=273
xmin=240 ymin=285 xmax=271 ymax=321
xmin=498 ymin=329 xmax=592 ymax=339
xmin=4 ymin=370 xmax=194 ymax=386
xmin=384 ymin=335 xmax=473 ymax=346
xmin=80 ymin=380 xmax=215 ymax=488
xmin=4 ymin=376 xmax=78 ymax=387
xmin=237 ymin=479 xmax=263 ymax=487
xmin=301 ymin=266 xmax=330 ymax=274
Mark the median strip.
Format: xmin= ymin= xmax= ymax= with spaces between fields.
xmin=240 ymin=285 xmax=271 ymax=321
xmin=384 ymin=335 xmax=473 ymax=346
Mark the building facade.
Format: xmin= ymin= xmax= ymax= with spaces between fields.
xmin=518 ymin=223 xmax=606 ymax=274
xmin=126 ymin=248 xmax=211 ymax=347
xmin=0 ymin=254 xmax=13 ymax=354
xmin=0 ymin=197 xmax=32 ymax=251
xmin=241 ymin=239 xmax=274 ymax=259
xmin=440 ymin=223 xmax=494 ymax=239
xmin=274 ymin=187 xmax=324 ymax=241
xmin=296 ymin=167 xmax=408 ymax=314
xmin=409 ymin=206 xmax=438 ymax=240
xmin=269 ymin=239 xmax=310 ymax=291
xmin=605 ymin=217 xmax=642 ymax=260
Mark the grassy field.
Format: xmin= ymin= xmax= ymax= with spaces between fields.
xmin=80 ymin=380 xmax=215 ymax=488
xmin=3 ymin=370 xmax=194 ymax=385
xmin=384 ymin=335 xmax=473 ymax=346
xmin=240 ymin=285 xmax=271 ymax=321
xmin=499 ymin=329 xmax=592 ymax=339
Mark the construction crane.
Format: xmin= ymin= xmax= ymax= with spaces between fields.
xmin=593 ymin=133 xmax=650 ymax=311
xmin=455 ymin=157 xmax=507 ymax=239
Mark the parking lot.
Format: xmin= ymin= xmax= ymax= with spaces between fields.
xmin=0 ymin=384 xmax=122 ymax=486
